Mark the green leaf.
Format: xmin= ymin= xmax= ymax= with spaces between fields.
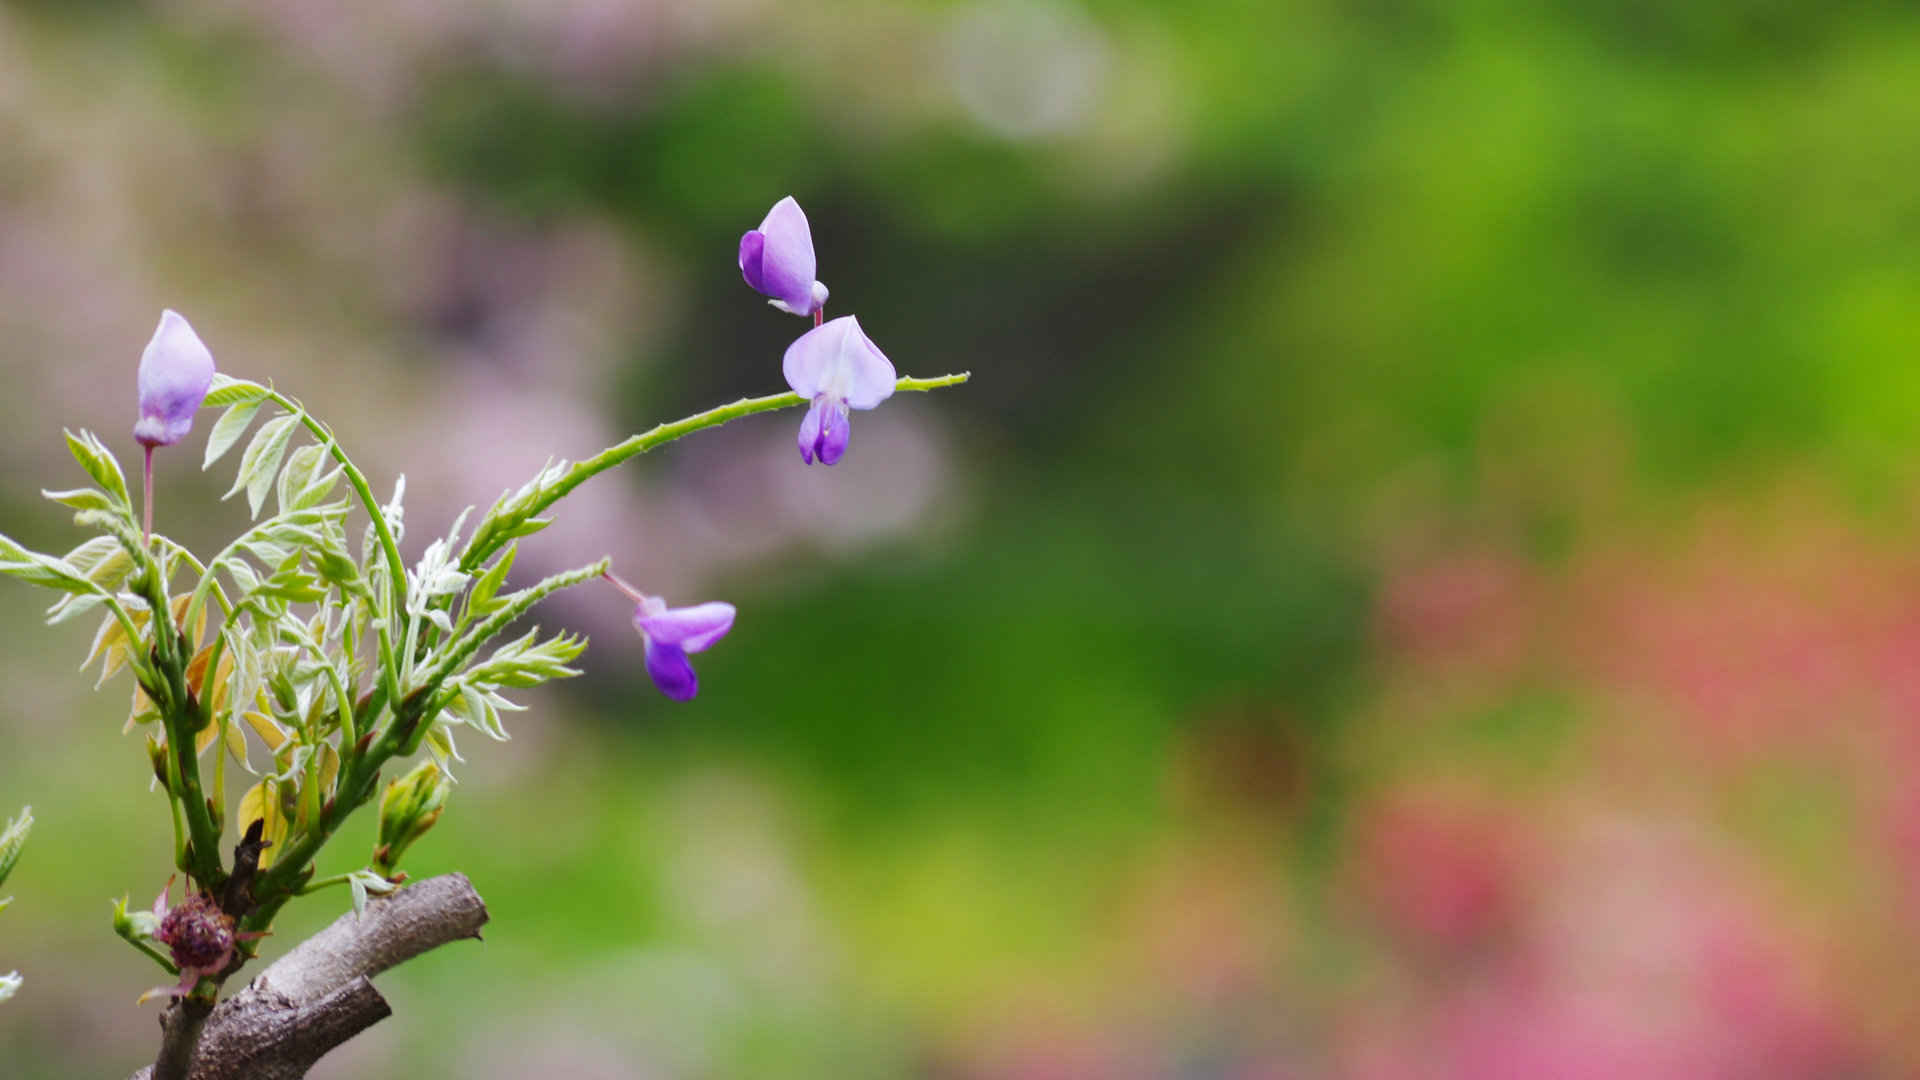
xmin=203 ymin=399 xmax=265 ymax=469
xmin=224 ymin=413 xmax=299 ymax=519
xmin=465 ymin=627 xmax=587 ymax=689
xmin=41 ymin=487 xmax=115 ymax=514
xmin=465 ymin=544 xmax=516 ymax=620
xmin=277 ymin=443 xmax=326 ymax=514
xmin=0 ymin=806 xmax=30 ymax=887
xmin=256 ymin=568 xmax=329 ymax=604
xmin=62 ymin=430 xmax=130 ymax=510
xmin=449 ymin=683 xmax=510 ymax=741
xmin=202 ymin=374 xmax=270 ymax=409
xmin=0 ymin=536 xmax=99 ymax=594
xmin=45 ymin=592 xmax=106 ymax=625
xmin=502 ymin=517 xmax=552 ymax=541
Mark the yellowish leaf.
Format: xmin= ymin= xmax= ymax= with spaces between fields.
xmin=243 ymin=712 xmax=288 ymax=752
xmin=315 ymin=742 xmax=340 ymax=799
xmin=224 ymin=718 xmax=248 ymax=769
xmin=236 ymin=780 xmax=288 ymax=870
xmin=124 ymin=684 xmax=159 ymax=734
xmin=169 ymin=593 xmax=205 ymax=652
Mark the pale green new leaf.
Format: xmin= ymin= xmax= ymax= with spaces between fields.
xmin=41 ymin=487 xmax=115 ymax=514
xmin=464 ymin=543 xmax=517 ymax=623
xmin=0 ymin=806 xmax=29 ymax=887
xmin=0 ymin=533 xmax=101 ymax=594
xmin=465 ymin=627 xmax=587 ymax=689
xmin=203 ymin=399 xmax=265 ymax=469
xmin=277 ymin=443 xmax=328 ymax=515
xmin=225 ymin=413 xmax=300 ymax=519
xmin=201 ymin=373 xmax=270 ymax=409
xmin=448 ymin=682 xmax=510 ymax=741
xmin=62 ymin=430 xmax=130 ymax=511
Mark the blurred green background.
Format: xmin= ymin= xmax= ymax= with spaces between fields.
xmin=3 ymin=0 xmax=1920 ymax=1075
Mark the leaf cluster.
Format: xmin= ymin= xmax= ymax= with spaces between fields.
xmin=0 ymin=381 xmax=605 ymax=928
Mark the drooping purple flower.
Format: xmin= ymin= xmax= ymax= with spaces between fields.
xmin=739 ymin=196 xmax=829 ymax=317
xmin=784 ymin=315 xmax=896 ymax=465
xmin=632 ymin=596 xmax=736 ymax=701
xmin=134 ymin=310 xmax=216 ymax=449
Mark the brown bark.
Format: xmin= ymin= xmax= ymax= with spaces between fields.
xmin=131 ymin=873 xmax=488 ymax=1080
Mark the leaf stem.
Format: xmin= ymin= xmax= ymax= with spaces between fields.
xmin=294 ymin=871 xmax=357 ymax=896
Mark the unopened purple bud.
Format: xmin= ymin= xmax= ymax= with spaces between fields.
xmin=134 ymin=310 xmax=216 ymax=449
xmin=739 ymin=196 xmax=826 ymax=316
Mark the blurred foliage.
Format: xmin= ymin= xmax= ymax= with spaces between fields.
xmin=3 ymin=0 xmax=1920 ymax=1075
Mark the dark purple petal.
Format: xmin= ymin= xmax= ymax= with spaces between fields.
xmin=134 ymin=310 xmax=216 ymax=448
xmin=816 ymin=400 xmax=851 ymax=466
xmin=796 ymin=396 xmax=824 ymax=464
xmin=644 ymin=639 xmax=699 ymax=701
xmin=738 ymin=230 xmax=767 ymax=293
xmin=635 ymin=600 xmax=736 ymax=652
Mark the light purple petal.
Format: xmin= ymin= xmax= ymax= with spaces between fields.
xmin=134 ymin=310 xmax=216 ymax=448
xmin=797 ymin=396 xmax=825 ymax=464
xmin=753 ymin=196 xmax=817 ymax=314
xmin=783 ymin=319 xmax=838 ymax=399
xmin=837 ymin=316 xmax=897 ymax=410
xmin=816 ymin=401 xmax=850 ymax=466
xmin=738 ymin=230 xmax=767 ymax=293
xmin=784 ymin=316 xmax=897 ymax=411
xmin=768 ymin=280 xmax=831 ymax=318
xmin=643 ymin=640 xmax=698 ymax=701
xmin=635 ymin=600 xmax=736 ymax=652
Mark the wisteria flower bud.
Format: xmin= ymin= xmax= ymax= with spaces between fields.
xmin=133 ymin=310 xmax=216 ymax=449
xmin=740 ymin=196 xmax=829 ymax=317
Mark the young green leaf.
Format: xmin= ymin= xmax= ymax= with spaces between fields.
xmin=201 ymin=373 xmax=270 ymax=409
xmin=62 ymin=430 xmax=130 ymax=511
xmin=225 ymin=413 xmax=300 ymax=519
xmin=40 ymin=488 xmax=116 ymax=514
xmin=203 ymin=399 xmax=265 ymax=469
xmin=464 ymin=543 xmax=517 ymax=622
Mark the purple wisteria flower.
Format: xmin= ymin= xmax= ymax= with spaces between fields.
xmin=784 ymin=315 xmax=896 ymax=466
xmin=633 ymin=596 xmax=736 ymax=701
xmin=600 ymin=568 xmax=738 ymax=701
xmin=133 ymin=310 xmax=216 ymax=449
xmin=739 ymin=196 xmax=829 ymax=317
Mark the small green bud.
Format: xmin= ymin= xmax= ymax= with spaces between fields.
xmin=147 ymin=735 xmax=172 ymax=793
xmin=373 ymin=759 xmax=450 ymax=877
xmin=111 ymin=892 xmax=163 ymax=957
xmin=312 ymin=547 xmax=359 ymax=587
